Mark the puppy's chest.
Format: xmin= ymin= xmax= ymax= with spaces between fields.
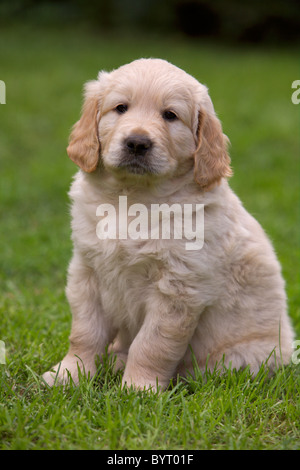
xmin=93 ymin=239 xmax=163 ymax=324
xmin=95 ymin=238 xmax=162 ymax=287
xmin=75 ymin=193 xmax=215 ymax=316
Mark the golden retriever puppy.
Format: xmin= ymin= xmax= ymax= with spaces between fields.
xmin=43 ymin=58 xmax=294 ymax=389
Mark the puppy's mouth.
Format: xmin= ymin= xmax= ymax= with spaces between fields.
xmin=117 ymin=156 xmax=158 ymax=175
xmin=114 ymin=135 xmax=159 ymax=176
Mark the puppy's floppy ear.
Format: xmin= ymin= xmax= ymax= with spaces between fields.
xmin=67 ymin=79 xmax=104 ymax=173
xmin=194 ymin=110 xmax=232 ymax=191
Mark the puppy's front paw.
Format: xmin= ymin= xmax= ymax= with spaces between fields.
xmin=42 ymin=362 xmax=77 ymax=387
xmin=42 ymin=366 xmax=64 ymax=387
xmin=42 ymin=354 xmax=96 ymax=386
xmin=121 ymin=373 xmax=165 ymax=392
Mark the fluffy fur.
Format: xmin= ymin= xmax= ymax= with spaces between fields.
xmin=43 ymin=59 xmax=294 ymax=389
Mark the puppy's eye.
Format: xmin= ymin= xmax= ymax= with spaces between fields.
xmin=115 ymin=104 xmax=128 ymax=114
xmin=163 ymin=110 xmax=177 ymax=121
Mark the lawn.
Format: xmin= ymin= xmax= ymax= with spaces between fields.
xmin=0 ymin=23 xmax=299 ymax=450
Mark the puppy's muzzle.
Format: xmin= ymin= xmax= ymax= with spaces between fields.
xmin=124 ymin=135 xmax=153 ymax=157
xmin=118 ymin=134 xmax=157 ymax=175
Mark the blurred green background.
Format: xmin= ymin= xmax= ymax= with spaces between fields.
xmin=1 ymin=0 xmax=300 ymax=43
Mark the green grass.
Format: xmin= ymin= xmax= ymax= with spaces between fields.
xmin=0 ymin=23 xmax=299 ymax=450
xmin=1 ymin=360 xmax=299 ymax=450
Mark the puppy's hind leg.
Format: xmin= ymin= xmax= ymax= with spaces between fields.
xmin=43 ymin=252 xmax=116 ymax=386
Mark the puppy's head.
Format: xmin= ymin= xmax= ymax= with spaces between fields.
xmin=67 ymin=59 xmax=232 ymax=190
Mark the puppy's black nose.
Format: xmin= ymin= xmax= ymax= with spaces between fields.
xmin=125 ymin=135 xmax=153 ymax=157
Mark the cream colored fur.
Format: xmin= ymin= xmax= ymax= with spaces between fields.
xmin=43 ymin=59 xmax=294 ymax=390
